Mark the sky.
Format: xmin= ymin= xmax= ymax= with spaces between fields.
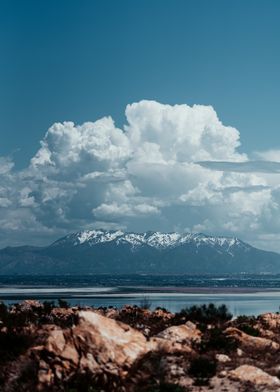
xmin=1 ymin=0 xmax=280 ymax=251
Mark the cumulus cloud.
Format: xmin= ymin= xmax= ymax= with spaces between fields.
xmin=125 ymin=101 xmax=246 ymax=162
xmin=1 ymin=100 xmax=280 ymax=251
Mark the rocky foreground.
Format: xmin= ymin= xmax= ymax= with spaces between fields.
xmin=1 ymin=301 xmax=280 ymax=391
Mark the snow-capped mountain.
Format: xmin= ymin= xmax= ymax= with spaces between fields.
xmin=52 ymin=229 xmax=250 ymax=254
xmin=0 ymin=229 xmax=280 ymax=275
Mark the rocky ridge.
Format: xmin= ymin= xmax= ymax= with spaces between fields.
xmin=52 ymin=229 xmax=249 ymax=251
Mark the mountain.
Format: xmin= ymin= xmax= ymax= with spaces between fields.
xmin=0 ymin=229 xmax=280 ymax=274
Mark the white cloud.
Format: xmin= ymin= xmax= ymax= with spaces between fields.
xmin=125 ymin=101 xmax=246 ymax=162
xmin=1 ymin=100 xmax=280 ymax=251
xmin=0 ymin=157 xmax=14 ymax=175
xmin=254 ymin=149 xmax=280 ymax=162
xmin=93 ymin=202 xmax=160 ymax=219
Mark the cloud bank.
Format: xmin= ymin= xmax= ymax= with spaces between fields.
xmin=1 ymin=100 xmax=280 ymax=251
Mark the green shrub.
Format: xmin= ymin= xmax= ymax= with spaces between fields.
xmin=234 ymin=315 xmax=260 ymax=336
xmin=235 ymin=315 xmax=255 ymax=324
xmin=200 ymin=327 xmax=237 ymax=353
xmin=58 ymin=298 xmax=70 ymax=308
xmin=189 ymin=356 xmax=217 ymax=385
xmin=178 ymin=303 xmax=232 ymax=326
xmin=239 ymin=324 xmax=260 ymax=337
xmin=43 ymin=300 xmax=55 ymax=313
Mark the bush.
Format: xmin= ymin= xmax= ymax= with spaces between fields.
xmin=200 ymin=327 xmax=237 ymax=353
xmin=0 ymin=302 xmax=8 ymax=322
xmin=239 ymin=324 xmax=260 ymax=337
xmin=155 ymin=306 xmax=168 ymax=312
xmin=188 ymin=356 xmax=217 ymax=385
xmin=234 ymin=315 xmax=260 ymax=336
xmin=58 ymin=298 xmax=70 ymax=308
xmin=235 ymin=315 xmax=255 ymax=324
xmin=178 ymin=303 xmax=232 ymax=326
xmin=43 ymin=300 xmax=55 ymax=313
xmin=0 ymin=331 xmax=35 ymax=362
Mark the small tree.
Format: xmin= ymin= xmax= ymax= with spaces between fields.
xmin=140 ymin=296 xmax=152 ymax=310
xmin=58 ymin=299 xmax=70 ymax=309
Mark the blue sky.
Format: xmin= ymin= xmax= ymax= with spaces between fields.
xmin=2 ymin=0 xmax=280 ymax=251
xmin=1 ymin=0 xmax=280 ymax=167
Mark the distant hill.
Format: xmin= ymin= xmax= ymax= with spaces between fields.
xmin=0 ymin=230 xmax=280 ymax=274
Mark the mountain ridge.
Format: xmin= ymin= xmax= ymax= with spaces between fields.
xmin=51 ymin=229 xmax=252 ymax=253
xmin=0 ymin=229 xmax=279 ymax=275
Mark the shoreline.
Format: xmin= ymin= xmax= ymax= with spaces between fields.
xmin=1 ymin=285 xmax=280 ymax=300
xmin=120 ymin=285 xmax=280 ymax=294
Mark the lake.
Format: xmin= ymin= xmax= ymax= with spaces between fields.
xmin=1 ymin=274 xmax=280 ymax=316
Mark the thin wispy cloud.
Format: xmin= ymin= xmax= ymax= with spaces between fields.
xmin=197 ymin=160 xmax=280 ymax=173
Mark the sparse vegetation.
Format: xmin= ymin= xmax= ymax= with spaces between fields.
xmin=234 ymin=315 xmax=260 ymax=336
xmin=42 ymin=300 xmax=55 ymax=313
xmin=239 ymin=324 xmax=260 ymax=336
xmin=58 ymin=298 xmax=70 ymax=308
xmin=200 ymin=327 xmax=237 ymax=353
xmin=140 ymin=296 xmax=152 ymax=310
xmin=177 ymin=303 xmax=232 ymax=329
xmin=188 ymin=356 xmax=217 ymax=386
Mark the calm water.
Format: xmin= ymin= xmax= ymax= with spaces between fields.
xmin=2 ymin=275 xmax=280 ymax=316
xmin=23 ymin=292 xmax=280 ymax=316
xmin=2 ymin=291 xmax=280 ymax=316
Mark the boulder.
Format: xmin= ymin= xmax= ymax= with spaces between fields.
xmin=148 ymin=337 xmax=193 ymax=354
xmin=156 ymin=321 xmax=201 ymax=344
xmin=76 ymin=310 xmax=148 ymax=366
xmin=259 ymin=313 xmax=280 ymax=330
xmin=32 ymin=311 xmax=151 ymax=389
xmin=216 ymin=353 xmax=231 ymax=363
xmin=229 ymin=365 xmax=280 ymax=387
xmin=237 ymin=348 xmax=243 ymax=356
xmin=225 ymin=327 xmax=279 ymax=352
xmin=31 ymin=310 xmax=196 ymax=390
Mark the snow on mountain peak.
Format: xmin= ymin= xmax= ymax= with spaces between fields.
xmin=75 ymin=230 xmax=124 ymax=245
xmin=53 ymin=229 xmax=249 ymax=252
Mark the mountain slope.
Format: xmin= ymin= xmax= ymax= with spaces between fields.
xmin=0 ymin=230 xmax=280 ymax=274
